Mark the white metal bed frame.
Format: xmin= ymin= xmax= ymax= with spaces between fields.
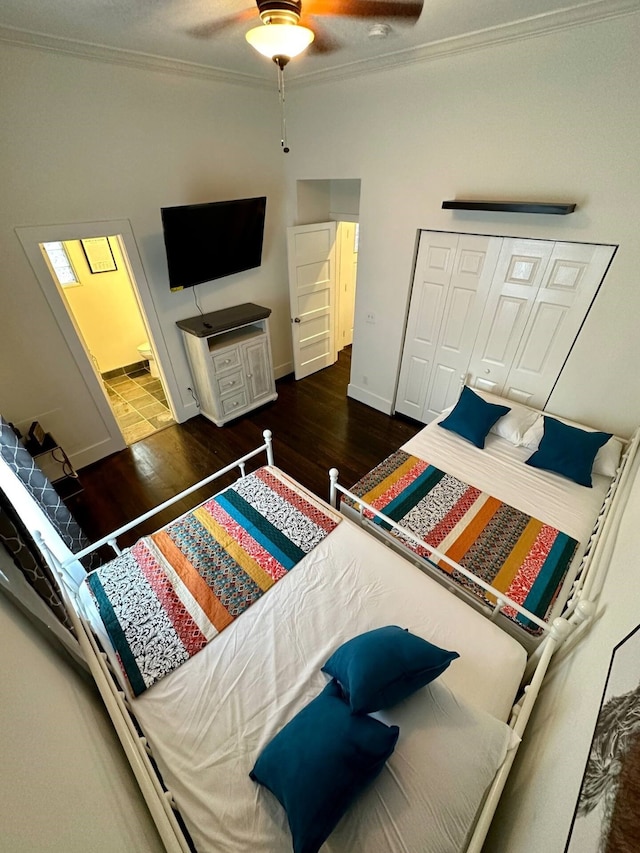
xmin=330 ymin=424 xmax=640 ymax=664
xmin=18 ymin=425 xmax=637 ymax=853
xmin=35 ymin=430 xmax=276 ymax=853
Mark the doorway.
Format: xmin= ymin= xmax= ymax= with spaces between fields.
xmin=289 ymin=178 xmax=360 ymax=381
xmin=41 ymin=236 xmax=174 ymax=444
xmin=16 ymin=219 xmax=181 ymax=465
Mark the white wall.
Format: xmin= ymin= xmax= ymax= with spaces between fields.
xmin=62 ymin=237 xmax=149 ymax=373
xmin=0 ymin=583 xmax=163 ymax=852
xmin=0 ymin=43 xmax=291 ymax=463
xmin=286 ymin=12 xmax=640 ymax=437
xmin=486 ymin=447 xmax=640 ymax=852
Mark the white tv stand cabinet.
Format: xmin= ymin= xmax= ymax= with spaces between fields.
xmin=177 ymin=303 xmax=278 ymax=427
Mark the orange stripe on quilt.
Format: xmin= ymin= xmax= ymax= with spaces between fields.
xmin=151 ymin=530 xmax=233 ymax=632
xmin=361 ymin=456 xmax=427 ymax=507
xmin=193 ymin=506 xmax=275 ymax=592
xmin=485 ymin=517 xmax=543 ymax=605
xmin=439 ymin=496 xmax=502 ymax=573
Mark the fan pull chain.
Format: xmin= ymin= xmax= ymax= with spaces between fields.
xmin=277 ymin=62 xmax=290 ymax=153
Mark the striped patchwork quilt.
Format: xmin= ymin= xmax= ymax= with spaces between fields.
xmin=86 ymin=467 xmax=340 ymax=695
xmin=343 ymin=451 xmax=579 ymax=634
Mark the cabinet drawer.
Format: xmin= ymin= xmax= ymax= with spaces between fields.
xmin=221 ymin=389 xmax=248 ymax=416
xmin=216 ymin=370 xmax=244 ymax=396
xmin=212 ymin=348 xmax=241 ymax=374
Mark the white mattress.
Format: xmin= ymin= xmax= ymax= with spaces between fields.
xmin=402 ymin=418 xmax=611 ymax=546
xmin=80 ymin=509 xmax=526 ymax=853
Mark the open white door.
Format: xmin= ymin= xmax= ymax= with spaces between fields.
xmin=287 ymin=222 xmax=337 ymax=380
xmin=336 ymin=222 xmax=358 ymax=355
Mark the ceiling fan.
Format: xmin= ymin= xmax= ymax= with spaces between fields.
xmin=189 ymin=1 xmax=425 ymax=59
xmin=191 ymin=1 xmax=423 ymax=152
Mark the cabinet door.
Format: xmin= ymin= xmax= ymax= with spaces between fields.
xmin=395 ymin=232 xmax=499 ymax=421
xmin=242 ymin=337 xmax=274 ymax=403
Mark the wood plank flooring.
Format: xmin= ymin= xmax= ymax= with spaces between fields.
xmin=69 ymin=349 xmax=421 ymax=547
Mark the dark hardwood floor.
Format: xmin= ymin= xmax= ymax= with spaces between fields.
xmin=69 ymin=348 xmax=420 ymax=547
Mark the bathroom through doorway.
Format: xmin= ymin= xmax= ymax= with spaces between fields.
xmin=40 ymin=234 xmax=175 ymax=445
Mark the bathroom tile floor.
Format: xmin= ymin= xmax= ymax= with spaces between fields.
xmin=102 ymin=367 xmax=175 ymax=445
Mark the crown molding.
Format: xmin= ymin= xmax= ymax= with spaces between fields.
xmin=288 ymin=0 xmax=640 ymax=88
xmin=0 ymin=0 xmax=637 ymax=90
xmin=0 ymin=25 xmax=273 ymax=89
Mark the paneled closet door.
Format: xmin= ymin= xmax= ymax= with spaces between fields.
xmin=500 ymin=242 xmax=615 ymax=407
xmin=395 ymin=232 xmax=616 ymax=424
xmin=420 ymin=234 xmax=501 ymax=421
xmin=395 ymin=232 xmax=460 ymax=420
xmin=466 ymin=239 xmax=555 ymax=398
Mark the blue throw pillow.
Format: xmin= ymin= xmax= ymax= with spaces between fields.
xmin=525 ymin=416 xmax=612 ymax=487
xmin=250 ymin=679 xmax=399 ymax=853
xmin=438 ymin=386 xmax=510 ymax=448
xmin=322 ymin=625 xmax=459 ymax=714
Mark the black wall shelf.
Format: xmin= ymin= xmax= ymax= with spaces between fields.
xmin=442 ymin=200 xmax=576 ymax=215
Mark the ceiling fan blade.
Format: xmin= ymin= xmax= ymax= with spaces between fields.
xmin=186 ymin=6 xmax=256 ymax=39
xmin=304 ymin=0 xmax=423 ymax=20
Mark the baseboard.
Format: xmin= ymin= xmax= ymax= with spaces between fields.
xmin=347 ymin=383 xmax=393 ymax=415
xmin=68 ymin=438 xmax=125 ymax=469
xmin=274 ymin=361 xmax=294 ymax=381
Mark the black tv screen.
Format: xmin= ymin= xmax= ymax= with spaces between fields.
xmin=161 ymin=196 xmax=267 ymax=291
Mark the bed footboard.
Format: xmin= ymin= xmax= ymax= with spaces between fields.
xmin=329 ymin=425 xmax=639 ymax=655
xmin=34 ymin=429 xmax=277 ymax=853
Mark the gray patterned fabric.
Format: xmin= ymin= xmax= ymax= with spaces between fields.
xmin=0 ymin=486 xmax=73 ymax=631
xmin=0 ymin=415 xmax=101 ymax=571
xmin=1 ymin=417 xmax=86 ymax=550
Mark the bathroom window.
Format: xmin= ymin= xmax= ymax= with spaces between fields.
xmin=41 ymin=241 xmax=79 ymax=287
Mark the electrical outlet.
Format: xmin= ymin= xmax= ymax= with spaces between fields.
xmin=365 ymin=311 xmax=376 ymax=324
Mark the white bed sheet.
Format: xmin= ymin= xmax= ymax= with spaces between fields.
xmin=402 ymin=417 xmax=611 ymax=545
xmin=80 ymin=514 xmax=526 ymax=853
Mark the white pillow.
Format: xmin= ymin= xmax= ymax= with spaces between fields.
xmin=521 ymin=415 xmax=622 ymax=478
xmin=490 ymin=406 xmax=539 ymax=446
xmin=454 ymin=388 xmax=538 ymax=446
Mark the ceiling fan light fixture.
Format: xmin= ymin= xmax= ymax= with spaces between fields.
xmin=245 ymin=22 xmax=314 ymax=62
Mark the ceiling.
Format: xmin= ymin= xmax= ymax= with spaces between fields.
xmin=0 ymin=0 xmax=633 ymax=86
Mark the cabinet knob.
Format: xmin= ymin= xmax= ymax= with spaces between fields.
xmin=484 ymin=369 xmax=491 ymax=374
xmin=233 ymin=401 xmax=239 ymax=407
xmin=224 ymin=358 xmax=231 ymax=364
xmin=247 ymin=374 xmax=252 ymax=379
xmin=228 ymin=381 xmax=235 ymax=386
xmin=294 ymin=317 xmax=301 ymax=324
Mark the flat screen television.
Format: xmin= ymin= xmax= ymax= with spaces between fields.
xmin=161 ymin=196 xmax=267 ymax=291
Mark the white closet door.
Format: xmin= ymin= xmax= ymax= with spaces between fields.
xmin=500 ymin=242 xmax=615 ymax=407
xmin=467 ymin=239 xmax=554 ymax=397
xmin=395 ymin=232 xmax=460 ymax=420
xmin=421 ymin=234 xmax=501 ymax=421
xmin=396 ymin=232 xmax=615 ymax=424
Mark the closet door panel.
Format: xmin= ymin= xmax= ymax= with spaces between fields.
xmin=467 ymin=239 xmax=554 ymax=397
xmin=502 ymin=243 xmax=615 ymax=407
xmin=395 ymin=232 xmax=459 ymax=419
xmin=396 ymin=232 xmax=614 ymax=423
xmin=420 ymin=234 xmax=500 ymax=421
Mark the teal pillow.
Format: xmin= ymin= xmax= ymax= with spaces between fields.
xmin=525 ymin=415 xmax=612 ymax=487
xmin=322 ymin=625 xmax=459 ymax=714
xmin=438 ymin=386 xmax=510 ymax=448
xmin=250 ymin=679 xmax=399 ymax=853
